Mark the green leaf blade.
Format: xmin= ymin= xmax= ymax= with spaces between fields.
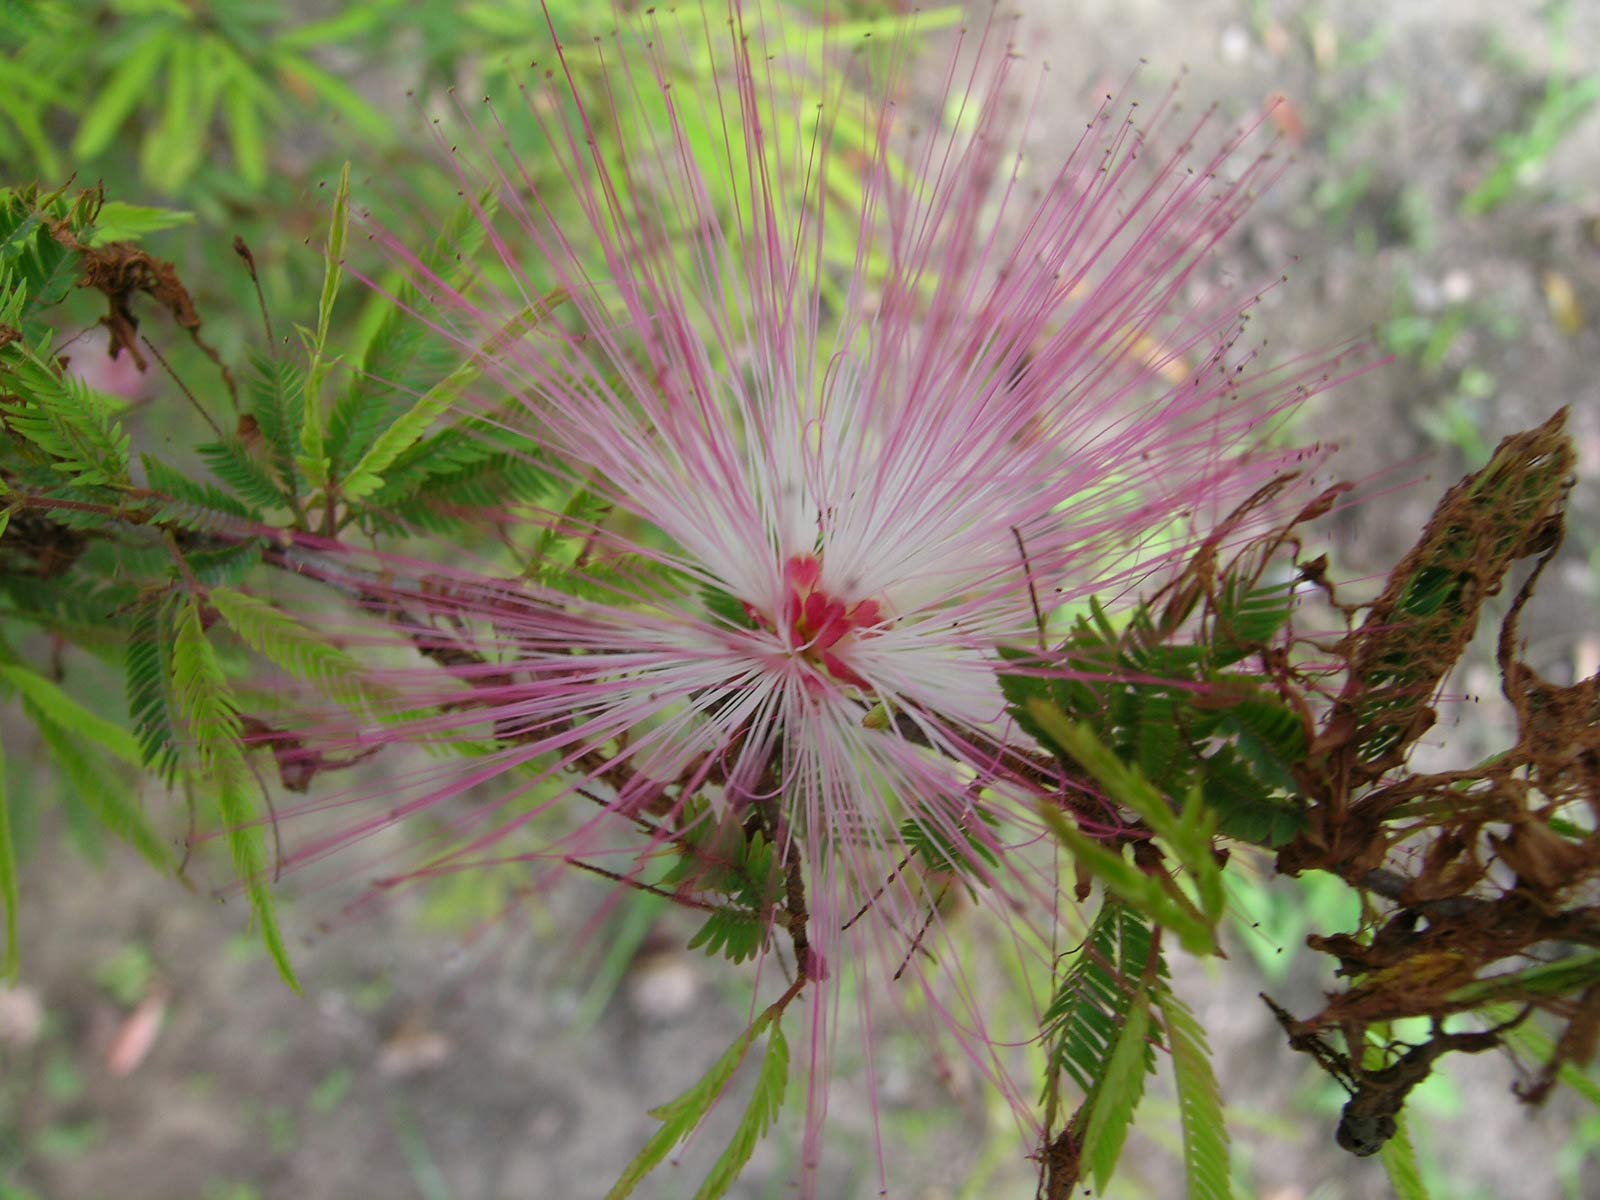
xmin=1082 ymin=990 xmax=1153 ymax=1193
xmin=606 ymin=1012 xmax=777 ymax=1200
xmin=1159 ymin=988 xmax=1232 ymax=1200
xmin=171 ymin=599 xmax=298 ymax=991
xmin=694 ymin=1024 xmax=789 ymax=1200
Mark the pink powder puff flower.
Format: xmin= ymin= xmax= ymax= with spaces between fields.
xmin=272 ymin=2 xmax=1360 ymax=1190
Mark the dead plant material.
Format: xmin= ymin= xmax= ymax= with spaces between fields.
xmin=46 ymin=220 xmax=237 ymax=406
xmin=1253 ymin=409 xmax=1600 ymax=1147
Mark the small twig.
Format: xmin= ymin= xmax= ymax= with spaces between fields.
xmin=139 ymin=334 xmax=222 ymax=437
xmin=561 ymin=856 xmax=724 ymax=912
xmin=232 ymin=236 xmax=276 ymax=350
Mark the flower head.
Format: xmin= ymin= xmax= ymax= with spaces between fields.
xmin=272 ymin=2 xmax=1355 ymax=1187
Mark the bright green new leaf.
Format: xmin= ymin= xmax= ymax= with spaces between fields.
xmin=606 ymin=1010 xmax=781 ymax=1200
xmin=1379 ymin=1110 xmax=1430 ymax=1200
xmin=339 ymin=297 xmax=560 ymax=502
xmin=86 ymin=202 xmax=195 ymax=246
xmin=1082 ymin=989 xmax=1152 ymax=1193
xmin=171 ymin=600 xmax=299 ymax=991
xmin=338 ymin=356 xmax=485 ymax=501
xmin=298 ymin=161 xmax=351 ymax=492
xmin=694 ymin=1024 xmax=789 ymax=1200
xmin=209 ymin=586 xmax=384 ymax=711
xmin=1038 ymin=803 xmax=1214 ymax=956
xmin=1159 ymin=988 xmax=1232 ymax=1200
xmin=1029 ymin=698 xmax=1224 ymax=929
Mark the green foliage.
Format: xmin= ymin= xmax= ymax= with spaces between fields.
xmin=0 ymin=662 xmax=170 ymax=871
xmin=142 ymin=455 xmax=261 ymax=529
xmin=607 ymin=1011 xmax=788 ymax=1200
xmin=328 ymin=193 xmax=494 ymax=482
xmin=1 ymin=341 xmax=132 ymax=491
xmin=336 ymin=295 xmax=560 ymax=514
xmin=1038 ymin=903 xmax=1165 ymax=1195
xmin=0 ymin=186 xmax=95 ymax=338
xmin=208 ymin=585 xmax=382 ymax=712
xmin=1041 ymin=903 xmax=1156 ymax=1098
xmin=897 ymin=808 xmax=1001 ymax=880
xmin=667 ymin=816 xmax=782 ymax=966
xmin=1379 ymin=1111 xmax=1431 ymax=1200
xmin=1032 ymin=704 xmax=1223 ymax=956
xmin=170 ymin=598 xmax=298 ymax=990
xmin=243 ymin=351 xmax=305 ymax=507
xmin=36 ymin=0 xmax=392 ymax=194
xmin=686 ymin=907 xmax=767 ymax=966
xmin=999 ymin=576 xmax=1309 ymax=852
xmin=1080 ymin=988 xmax=1152 ymax=1192
xmin=338 ymin=353 xmax=487 ymax=502
xmin=0 ymin=661 xmax=140 ymax=766
xmin=1159 ymin=988 xmax=1233 ymax=1200
xmin=297 ymin=161 xmax=350 ymax=494
xmin=125 ymin=593 xmax=182 ymax=782
xmin=695 ymin=1023 xmax=789 ymax=1200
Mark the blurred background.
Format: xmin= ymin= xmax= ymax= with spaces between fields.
xmin=1 ymin=1 xmax=1597 ymax=1197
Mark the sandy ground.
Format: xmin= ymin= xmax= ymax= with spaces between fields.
xmin=3 ymin=2 xmax=1597 ymax=1198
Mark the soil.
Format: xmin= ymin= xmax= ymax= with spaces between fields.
xmin=3 ymin=2 xmax=1597 ymax=1199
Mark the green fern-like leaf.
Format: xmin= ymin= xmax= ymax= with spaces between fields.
xmin=1212 ymin=577 xmax=1294 ymax=666
xmin=171 ymin=598 xmax=298 ymax=991
xmin=897 ymin=808 xmax=1001 ymax=878
xmin=1158 ymin=987 xmax=1232 ymax=1200
xmin=338 ymin=353 xmax=486 ymax=501
xmin=244 ymin=350 xmax=305 ymax=501
xmin=338 ymin=294 xmax=559 ymax=504
xmin=1030 ymin=700 xmax=1224 ymax=952
xmin=362 ymin=419 xmax=510 ymax=499
xmin=141 ymin=454 xmax=262 ymax=528
xmin=330 ymin=192 xmax=495 ymax=475
xmin=694 ymin=1023 xmax=789 ymax=1200
xmin=362 ymin=452 xmax=549 ymax=534
xmin=209 ymin=585 xmax=382 ymax=711
xmin=0 ymin=662 xmax=141 ymax=765
xmin=126 ymin=593 xmax=181 ymax=782
xmin=2 ymin=342 xmax=132 ymax=488
xmin=297 ymin=161 xmax=351 ymax=493
xmin=686 ymin=907 xmax=765 ymax=965
xmin=606 ymin=1011 xmax=783 ymax=1200
xmin=1379 ymin=1110 xmax=1430 ymax=1200
xmin=1199 ymin=746 xmax=1307 ymax=849
xmin=1082 ymin=989 xmax=1153 ymax=1193
xmin=198 ymin=438 xmax=292 ymax=510
xmin=1216 ymin=694 xmax=1306 ymax=791
xmin=1043 ymin=903 xmax=1155 ymax=1096
xmin=0 ymin=189 xmax=82 ymax=336
xmin=184 ymin=541 xmax=264 ymax=589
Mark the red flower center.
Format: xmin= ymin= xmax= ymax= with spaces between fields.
xmin=748 ymin=554 xmax=885 ymax=689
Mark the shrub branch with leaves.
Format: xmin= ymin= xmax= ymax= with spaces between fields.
xmin=2 ymin=6 xmax=1598 ymax=1199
